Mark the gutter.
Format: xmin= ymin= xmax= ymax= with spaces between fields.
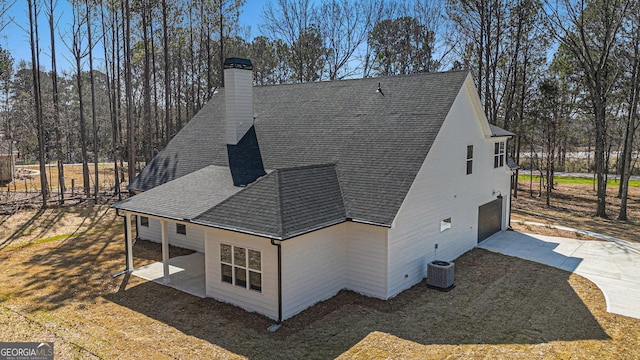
xmin=349 ymin=218 xmax=391 ymax=228
xmin=268 ymin=239 xmax=283 ymax=332
xmin=190 ymin=220 xmax=283 ymax=240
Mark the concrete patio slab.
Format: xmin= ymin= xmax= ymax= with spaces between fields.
xmin=132 ymin=252 xmax=205 ymax=298
xmin=479 ymin=231 xmax=640 ymax=320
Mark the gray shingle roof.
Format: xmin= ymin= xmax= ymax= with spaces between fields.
xmin=507 ymin=156 xmax=519 ymax=171
xmin=193 ymin=163 xmax=345 ymax=239
xmin=113 ymin=165 xmax=247 ymax=220
xmin=125 ymin=70 xmax=471 ymax=232
xmin=489 ymin=124 xmax=515 ymax=137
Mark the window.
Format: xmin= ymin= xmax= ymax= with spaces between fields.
xmin=494 ymin=141 xmax=505 ymax=168
xmin=176 ymin=223 xmax=187 ymax=235
xmin=140 ymin=216 xmax=149 ymax=227
xmin=220 ymin=244 xmax=262 ymax=292
xmin=466 ymin=145 xmax=473 ymax=175
xmin=440 ymin=218 xmax=452 ymax=232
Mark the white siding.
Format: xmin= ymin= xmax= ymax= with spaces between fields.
xmin=137 ymin=217 xmax=205 ymax=252
xmin=136 ymin=215 xmax=388 ymax=321
xmin=280 ymin=222 xmax=388 ymax=319
xmin=281 ymin=225 xmax=347 ymax=319
xmin=204 ymin=228 xmax=279 ymax=320
xmin=386 ymin=75 xmax=512 ymax=298
xmin=344 ymin=222 xmax=388 ymax=299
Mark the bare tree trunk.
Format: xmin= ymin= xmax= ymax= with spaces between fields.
xmin=142 ymin=1 xmax=153 ymax=163
xmin=48 ymin=0 xmax=64 ymax=204
xmin=594 ymin=100 xmax=608 ymax=218
xmin=100 ymin=0 xmax=120 ymax=200
xmin=514 ymin=135 xmax=521 ymax=199
xmin=76 ymin=62 xmax=90 ymax=196
xmin=188 ymin=7 xmax=195 ymax=120
xmin=177 ymin=37 xmax=183 ymax=131
xmin=162 ymin=0 xmax=172 ymax=144
xmin=29 ymin=0 xmax=48 ymax=205
xmin=219 ymin=0 xmax=224 ymax=86
xmin=619 ymin=25 xmax=640 ymax=220
xmin=124 ymin=0 xmax=135 ymax=188
xmin=71 ymin=4 xmax=91 ymax=197
xmin=86 ymin=0 xmax=99 ymax=203
xmin=150 ymin=15 xmax=160 ymax=150
xmin=115 ymin=3 xmax=125 ymax=185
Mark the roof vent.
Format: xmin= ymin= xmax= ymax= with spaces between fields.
xmin=427 ymin=260 xmax=455 ymax=291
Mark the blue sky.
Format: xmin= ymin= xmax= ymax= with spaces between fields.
xmin=0 ymin=0 xmax=269 ymax=71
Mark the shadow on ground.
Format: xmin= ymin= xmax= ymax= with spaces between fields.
xmin=104 ymin=247 xmax=608 ymax=360
xmin=5 ymin=227 xmax=122 ymax=311
xmin=1 ymin=208 xmax=609 ymax=359
xmin=0 ymin=202 xmax=116 ymax=251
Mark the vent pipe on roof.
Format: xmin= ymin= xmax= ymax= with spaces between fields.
xmin=224 ymin=58 xmax=254 ymax=145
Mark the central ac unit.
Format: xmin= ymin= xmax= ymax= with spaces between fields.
xmin=427 ymin=260 xmax=455 ymax=291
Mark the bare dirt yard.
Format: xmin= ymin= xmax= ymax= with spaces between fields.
xmin=8 ymin=164 xmax=122 ymax=194
xmin=0 ymin=182 xmax=639 ymax=359
xmin=511 ymin=181 xmax=640 ymax=243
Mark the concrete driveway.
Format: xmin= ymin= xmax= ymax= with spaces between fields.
xmin=478 ymin=231 xmax=640 ymax=320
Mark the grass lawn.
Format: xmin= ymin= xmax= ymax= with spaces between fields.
xmin=1 ymin=188 xmax=639 ymax=359
xmin=518 ymin=173 xmax=640 ymax=188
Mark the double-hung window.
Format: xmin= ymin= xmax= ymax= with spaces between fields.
xmin=494 ymin=141 xmax=505 ymax=168
xmin=466 ymin=145 xmax=473 ymax=175
xmin=220 ymin=244 xmax=262 ymax=292
xmin=140 ymin=216 xmax=149 ymax=227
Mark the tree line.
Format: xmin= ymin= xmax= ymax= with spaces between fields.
xmin=0 ymin=0 xmax=638 ymax=220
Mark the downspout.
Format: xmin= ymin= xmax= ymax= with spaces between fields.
xmin=269 ymin=239 xmax=282 ymax=330
xmin=113 ymin=208 xmax=130 ymax=277
xmin=509 ymin=173 xmax=514 ymax=229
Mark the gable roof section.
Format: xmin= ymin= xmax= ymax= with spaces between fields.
xmin=128 ymin=71 xmax=470 ymax=227
xmin=113 ymin=165 xmax=245 ymax=220
xmin=193 ymin=163 xmax=345 ymax=240
xmin=489 ymin=124 xmax=515 ymax=138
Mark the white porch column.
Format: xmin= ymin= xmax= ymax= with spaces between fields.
xmin=125 ymin=213 xmax=134 ymax=272
xmin=161 ymin=219 xmax=170 ymax=283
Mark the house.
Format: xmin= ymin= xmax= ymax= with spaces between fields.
xmin=113 ymin=58 xmax=515 ymax=323
xmin=0 ymin=134 xmax=18 ymax=186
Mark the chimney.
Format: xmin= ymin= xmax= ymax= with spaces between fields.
xmin=224 ymin=58 xmax=266 ymax=186
xmin=224 ymin=57 xmax=254 ymax=145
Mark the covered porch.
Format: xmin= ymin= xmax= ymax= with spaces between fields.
xmin=131 ymin=252 xmax=206 ymax=298
xmin=120 ymin=212 xmax=206 ymax=298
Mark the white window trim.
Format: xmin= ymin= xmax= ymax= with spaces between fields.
xmin=466 ymin=145 xmax=473 ymax=175
xmin=494 ymin=141 xmax=505 ymax=168
xmin=220 ymin=244 xmax=262 ymax=293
